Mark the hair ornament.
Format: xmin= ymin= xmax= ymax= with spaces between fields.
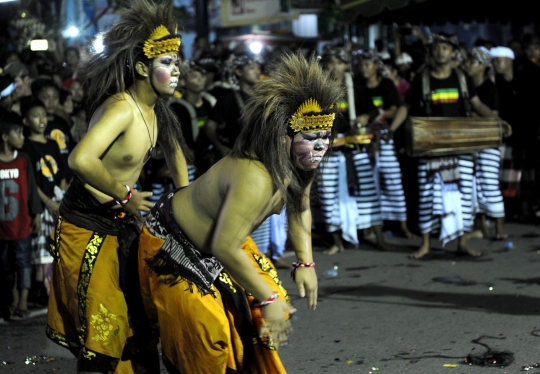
xmin=289 ymin=98 xmax=335 ymax=133
xmin=143 ymin=25 xmax=181 ymax=59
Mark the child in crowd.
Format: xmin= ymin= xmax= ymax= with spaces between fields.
xmin=31 ymin=79 xmax=72 ymax=174
xmin=20 ymin=97 xmax=66 ymax=301
xmin=0 ymin=112 xmax=42 ymax=320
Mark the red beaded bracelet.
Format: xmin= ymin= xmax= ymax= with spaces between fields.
xmin=291 ymin=261 xmax=315 ymax=280
xmin=116 ymin=185 xmax=132 ymax=207
xmin=253 ymin=292 xmax=279 ymax=308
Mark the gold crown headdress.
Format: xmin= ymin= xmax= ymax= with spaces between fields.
xmin=289 ymin=98 xmax=336 ymax=133
xmin=143 ymin=25 xmax=181 ymax=59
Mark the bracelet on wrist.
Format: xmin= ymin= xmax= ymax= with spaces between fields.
xmin=116 ymin=185 xmax=132 ymax=207
xmin=253 ymin=292 xmax=279 ymax=308
xmin=291 ymin=261 xmax=316 ymax=280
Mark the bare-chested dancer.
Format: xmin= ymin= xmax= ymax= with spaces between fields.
xmin=46 ymin=1 xmax=190 ymax=372
xmin=138 ymin=53 xmax=342 ymax=373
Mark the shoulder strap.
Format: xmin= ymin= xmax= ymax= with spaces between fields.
xmin=454 ymin=68 xmax=472 ymax=117
xmin=201 ymin=92 xmax=217 ymax=107
xmin=421 ymin=68 xmax=432 ymax=117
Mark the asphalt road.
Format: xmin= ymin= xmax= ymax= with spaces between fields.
xmin=1 ymin=222 xmax=540 ymax=373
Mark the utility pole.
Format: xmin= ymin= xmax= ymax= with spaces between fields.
xmin=195 ymin=0 xmax=208 ymax=40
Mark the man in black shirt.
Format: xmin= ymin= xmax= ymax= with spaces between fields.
xmin=204 ymin=51 xmax=261 ymax=157
xmin=498 ymin=41 xmax=540 ymax=221
xmin=491 ymin=46 xmax=524 ymax=220
xmin=389 ymin=33 xmax=510 ymax=259
xmin=465 ymin=47 xmax=506 ymax=239
xmin=356 ymin=50 xmax=411 ymax=238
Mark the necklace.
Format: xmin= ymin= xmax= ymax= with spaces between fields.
xmin=127 ymin=89 xmax=157 ymax=158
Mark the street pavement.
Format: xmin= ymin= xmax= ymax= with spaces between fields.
xmin=1 ymin=222 xmax=540 ymax=373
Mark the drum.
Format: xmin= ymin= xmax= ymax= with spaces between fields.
xmin=406 ymin=117 xmax=502 ymax=157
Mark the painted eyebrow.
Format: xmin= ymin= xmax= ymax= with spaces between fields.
xmin=302 ymin=131 xmax=331 ymax=138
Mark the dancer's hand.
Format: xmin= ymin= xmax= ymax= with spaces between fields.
xmin=355 ymin=114 xmax=369 ymax=127
xmin=294 ymin=267 xmax=318 ymax=309
xmin=501 ymin=120 xmax=512 ymax=138
xmin=382 ymin=129 xmax=394 ymax=142
xmin=260 ymin=298 xmax=293 ymax=348
xmin=124 ymin=189 xmax=154 ymax=222
xmin=45 ymin=200 xmax=61 ymax=217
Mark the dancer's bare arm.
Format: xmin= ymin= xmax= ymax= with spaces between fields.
xmin=211 ymin=165 xmax=290 ymax=344
xmin=68 ymin=99 xmax=152 ymax=220
xmin=287 ymin=183 xmax=318 ymax=309
xmin=69 ymin=99 xmax=134 ymax=200
xmin=164 ymin=146 xmax=189 ymax=188
xmin=211 ymin=167 xmax=276 ymax=301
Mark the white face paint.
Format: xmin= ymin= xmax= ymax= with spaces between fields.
xmin=151 ymin=54 xmax=181 ymax=95
xmin=290 ymin=130 xmax=331 ymax=171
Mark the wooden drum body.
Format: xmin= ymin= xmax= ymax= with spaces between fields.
xmin=406 ymin=117 xmax=502 ymax=157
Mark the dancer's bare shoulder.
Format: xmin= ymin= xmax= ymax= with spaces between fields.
xmin=212 ymin=157 xmax=273 ymax=189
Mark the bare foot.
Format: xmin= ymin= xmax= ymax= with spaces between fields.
xmin=400 ymin=222 xmax=415 ymax=238
xmin=400 ymin=228 xmax=415 ymax=239
xmin=466 ymin=229 xmax=484 ymax=239
xmin=495 ymin=218 xmax=507 ymax=240
xmin=362 ymin=228 xmax=375 ymax=241
xmin=456 ymin=244 xmax=482 ymax=257
xmin=323 ymin=245 xmax=344 ymax=256
xmin=409 ymin=245 xmax=430 ymax=259
xmin=494 ymin=233 xmax=508 ymax=241
xmin=377 ymin=240 xmax=393 ymax=251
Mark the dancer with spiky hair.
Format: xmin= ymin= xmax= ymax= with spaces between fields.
xmin=138 ymin=53 xmax=342 ymax=373
xmin=46 ymin=1 xmax=190 ymax=372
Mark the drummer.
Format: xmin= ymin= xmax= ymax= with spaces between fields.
xmin=387 ymin=33 xmax=511 ymax=259
xmin=314 ymin=46 xmax=390 ymax=256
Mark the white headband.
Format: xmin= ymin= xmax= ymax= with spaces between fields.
xmin=489 ymin=46 xmax=515 ymax=60
xmin=395 ymin=52 xmax=413 ymax=65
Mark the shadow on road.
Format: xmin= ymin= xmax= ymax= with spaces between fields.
xmin=318 ymin=284 xmax=540 ymax=316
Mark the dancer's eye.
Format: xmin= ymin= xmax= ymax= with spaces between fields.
xmin=307 ymin=131 xmax=330 ymax=140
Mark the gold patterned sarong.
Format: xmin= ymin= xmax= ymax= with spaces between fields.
xmin=139 ymin=225 xmax=291 ymax=374
xmin=46 ymin=217 xmax=147 ymax=374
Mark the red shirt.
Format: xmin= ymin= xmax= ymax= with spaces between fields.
xmin=1 ymin=152 xmax=41 ymax=240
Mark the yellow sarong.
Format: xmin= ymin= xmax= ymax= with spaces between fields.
xmin=47 ymin=216 xmax=155 ymax=374
xmin=139 ymin=226 xmax=291 ymax=374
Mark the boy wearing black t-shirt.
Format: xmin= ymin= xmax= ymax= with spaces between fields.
xmin=31 ymin=79 xmax=73 ymax=181
xmin=388 ymin=33 xmax=511 ymax=259
xmin=20 ymin=98 xmax=66 ymax=295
